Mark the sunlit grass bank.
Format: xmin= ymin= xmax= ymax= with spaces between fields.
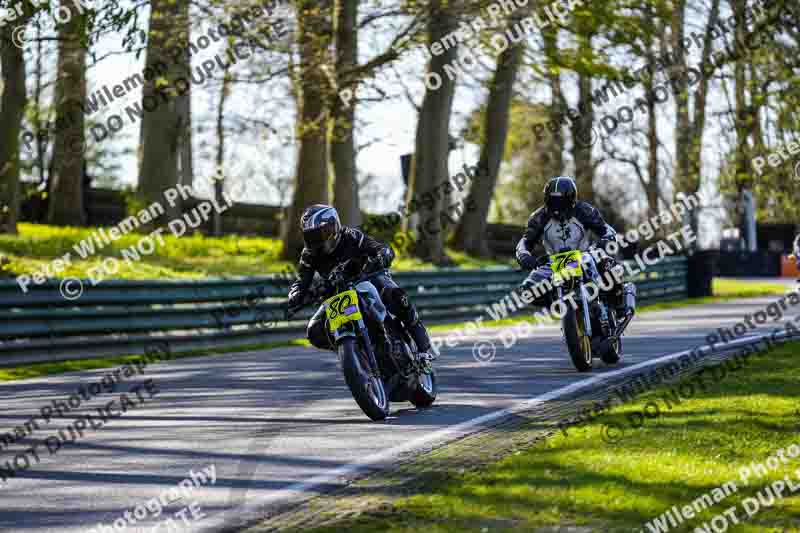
xmin=307 ymin=342 xmax=800 ymax=533
xmin=0 ymin=223 xmax=510 ymax=279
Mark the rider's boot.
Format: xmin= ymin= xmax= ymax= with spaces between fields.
xmin=408 ymin=318 xmax=436 ymax=362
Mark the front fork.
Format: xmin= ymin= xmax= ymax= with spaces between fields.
xmin=334 ymin=319 xmax=382 ymax=378
xmin=356 ymin=319 xmax=382 ymax=377
xmin=558 ymin=285 xmax=593 ymax=338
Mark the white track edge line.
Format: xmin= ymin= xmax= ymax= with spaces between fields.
xmin=228 ymin=331 xmax=794 ymax=520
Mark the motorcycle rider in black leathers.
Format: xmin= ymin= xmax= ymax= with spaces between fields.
xmin=515 ymin=176 xmax=631 ymax=309
xmin=287 ymin=204 xmax=435 ymax=361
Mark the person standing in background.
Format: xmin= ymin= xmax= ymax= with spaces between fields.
xmin=794 ymin=233 xmax=800 ymax=271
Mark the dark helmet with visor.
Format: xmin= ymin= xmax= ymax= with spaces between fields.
xmin=301 ymin=204 xmax=342 ymax=254
xmin=544 ymin=176 xmax=578 ymax=222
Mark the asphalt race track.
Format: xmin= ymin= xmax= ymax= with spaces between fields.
xmin=0 ymin=294 xmax=796 ymax=533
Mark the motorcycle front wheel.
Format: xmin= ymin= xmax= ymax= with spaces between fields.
xmin=410 ymin=368 xmax=438 ymax=408
xmin=600 ymin=311 xmax=622 ymax=364
xmin=340 ymin=337 xmax=390 ymax=421
xmin=600 ymin=337 xmax=622 ymax=364
xmin=563 ymin=307 xmax=593 ymax=372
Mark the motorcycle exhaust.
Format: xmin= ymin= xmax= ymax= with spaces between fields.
xmin=608 ymin=283 xmax=636 ymax=339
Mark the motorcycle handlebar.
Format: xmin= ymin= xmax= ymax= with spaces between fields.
xmin=287 ymin=264 xmax=389 ymax=318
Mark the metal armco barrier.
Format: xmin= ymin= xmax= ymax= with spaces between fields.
xmin=0 ymin=257 xmax=688 ymax=359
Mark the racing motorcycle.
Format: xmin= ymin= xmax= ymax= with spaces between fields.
xmin=289 ymin=260 xmax=438 ymax=421
xmin=542 ymin=249 xmax=636 ymax=372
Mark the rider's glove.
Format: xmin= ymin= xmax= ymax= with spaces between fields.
xmin=287 ymin=286 xmax=303 ymax=307
xmin=341 ymin=259 xmax=362 ymax=278
xmin=595 ymin=239 xmax=613 ymax=254
xmin=598 ymin=256 xmax=616 ymax=274
xmin=363 ymin=255 xmax=383 ymax=273
xmin=362 ymin=257 xmax=377 ymax=273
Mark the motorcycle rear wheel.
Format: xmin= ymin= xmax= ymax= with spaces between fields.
xmin=340 ymin=338 xmax=390 ymax=421
xmin=563 ymin=308 xmax=593 ymax=372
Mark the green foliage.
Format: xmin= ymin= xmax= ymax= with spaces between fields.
xmin=717 ymin=148 xmax=800 ymax=225
xmin=462 ymin=98 xmax=554 ymax=164
xmin=121 ymin=187 xmax=147 ymax=218
xmin=464 ymin=99 xmax=561 ymax=225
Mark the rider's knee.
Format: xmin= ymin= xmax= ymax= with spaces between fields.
xmin=383 ymin=286 xmax=418 ymax=323
xmin=384 ymin=286 xmax=411 ymax=310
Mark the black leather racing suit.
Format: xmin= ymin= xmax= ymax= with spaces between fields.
xmin=289 ymin=226 xmax=431 ymax=352
xmin=515 ymin=202 xmax=623 ymax=304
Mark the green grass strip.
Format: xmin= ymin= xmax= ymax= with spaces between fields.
xmin=307 ymin=342 xmax=800 ymax=533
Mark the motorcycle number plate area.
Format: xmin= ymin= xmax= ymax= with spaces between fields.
xmin=324 ymin=289 xmax=363 ymax=332
xmin=550 ymin=250 xmax=583 ymax=278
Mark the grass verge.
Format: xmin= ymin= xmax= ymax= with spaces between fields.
xmin=0 ymin=223 xmax=510 ymax=279
xmin=713 ymin=278 xmax=790 ymax=298
xmin=303 ymin=342 xmax=800 ymax=533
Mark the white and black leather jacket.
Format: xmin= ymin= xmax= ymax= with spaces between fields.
xmin=516 ymin=202 xmax=617 ymax=266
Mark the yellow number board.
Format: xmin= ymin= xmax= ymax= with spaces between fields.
xmin=549 ymin=250 xmax=583 ymax=279
xmin=324 ymin=289 xmax=363 ymax=332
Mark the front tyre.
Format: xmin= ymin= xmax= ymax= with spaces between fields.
xmin=563 ymin=308 xmax=593 ymax=372
xmin=600 ymin=337 xmax=622 ymax=364
xmin=340 ymin=338 xmax=390 ymax=421
xmin=410 ymin=368 xmax=438 ymax=408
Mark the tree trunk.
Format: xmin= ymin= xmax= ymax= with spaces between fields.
xmin=178 ymin=90 xmax=193 ymax=189
xmin=137 ymin=0 xmax=191 ymax=224
xmin=686 ymin=0 xmax=719 ymax=236
xmin=213 ymin=57 xmax=232 ymax=237
xmin=670 ymin=0 xmax=693 ymax=229
xmin=641 ymin=73 xmax=660 ymax=221
xmin=669 ymin=0 xmax=718 ymax=234
xmin=280 ymin=0 xmax=332 ymax=259
xmin=543 ymin=28 xmax=564 ymax=174
xmin=33 ymin=25 xmax=48 ymax=192
xmin=732 ymin=0 xmax=752 ymax=246
xmin=48 ymin=14 xmax=87 ymax=226
xmin=331 ymin=0 xmax=360 ymax=227
xmin=0 ymin=22 xmax=28 ymax=234
xmin=571 ymin=35 xmax=595 ymax=204
xmin=408 ymin=0 xmax=458 ymax=264
xmin=453 ymin=41 xmax=523 ymax=256
xmin=643 ymin=20 xmax=660 ymax=221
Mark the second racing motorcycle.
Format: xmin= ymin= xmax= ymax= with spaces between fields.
xmin=539 ymin=249 xmax=636 ymax=372
xmin=289 ymin=260 xmax=438 ymax=420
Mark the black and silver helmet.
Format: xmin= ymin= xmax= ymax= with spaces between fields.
xmin=543 ymin=176 xmax=578 ymax=222
xmin=300 ymin=204 xmax=342 ymax=254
